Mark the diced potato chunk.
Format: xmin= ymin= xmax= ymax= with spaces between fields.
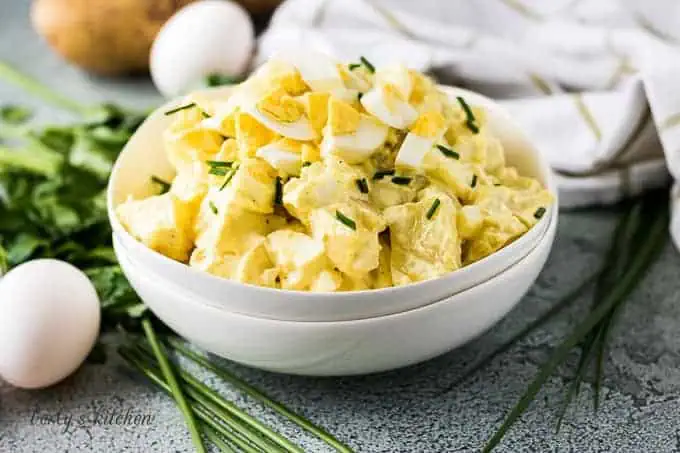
xmin=117 ymin=193 xmax=194 ymax=262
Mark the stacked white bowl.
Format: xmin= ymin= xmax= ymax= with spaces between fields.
xmin=107 ymin=87 xmax=558 ymax=376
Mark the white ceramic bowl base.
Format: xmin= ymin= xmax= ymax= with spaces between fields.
xmin=107 ymin=86 xmax=557 ymax=322
xmin=114 ymin=200 xmax=556 ymax=376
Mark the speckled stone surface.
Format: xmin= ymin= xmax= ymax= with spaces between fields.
xmin=3 ymin=2 xmax=680 ymax=452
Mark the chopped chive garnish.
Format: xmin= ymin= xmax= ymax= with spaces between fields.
xmin=274 ymin=176 xmax=283 ymax=205
xmin=466 ymin=120 xmax=480 ymax=134
xmin=209 ymin=201 xmax=218 ymax=215
xmin=302 ymin=161 xmax=312 ymax=167
xmin=208 ymin=167 xmax=228 ymax=177
xmin=437 ymin=144 xmax=460 ymax=159
xmin=360 ymin=56 xmax=376 ymax=73
xmin=358 ymin=92 xmax=364 ymax=101
xmin=471 ymin=174 xmax=478 ymax=188
xmin=219 ymin=167 xmax=238 ymax=191
xmin=355 ymin=178 xmax=369 ymax=194
xmin=201 ymin=110 xmax=211 ymax=119
xmin=206 ymin=160 xmax=233 ymax=168
xmin=335 ymin=211 xmax=356 ymax=230
xmin=426 ymin=198 xmax=441 ymax=220
xmin=457 ymin=96 xmax=479 ymax=134
xmin=534 ymin=207 xmax=546 ymax=219
xmin=391 ymin=176 xmax=412 ymax=185
xmin=348 ymin=63 xmax=361 ymax=71
xmin=150 ymin=175 xmax=171 ymax=194
xmin=164 ymin=102 xmax=197 ymax=116
xmin=373 ymin=169 xmax=395 ymax=180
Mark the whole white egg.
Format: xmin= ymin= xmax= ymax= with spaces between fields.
xmin=150 ymin=0 xmax=255 ymax=98
xmin=0 ymin=259 xmax=101 ymax=389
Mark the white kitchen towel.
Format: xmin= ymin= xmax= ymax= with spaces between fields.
xmin=256 ymin=0 xmax=680 ymax=247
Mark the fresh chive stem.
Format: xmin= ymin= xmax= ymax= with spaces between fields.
xmin=219 ymin=168 xmax=237 ymax=191
xmin=141 ymin=320 xmax=206 ymax=453
xmin=471 ymin=175 xmax=478 ymax=188
xmin=355 ymin=178 xmax=369 ymax=194
xmin=165 ymin=102 xmax=197 ymax=116
xmin=274 ymin=176 xmax=283 ymax=205
xmin=210 ymin=167 xmax=228 ymax=177
xmin=0 ymin=60 xmax=91 ymax=115
xmin=209 ymin=201 xmax=218 ymax=214
xmin=436 ymin=145 xmax=459 ymax=159
xmin=426 ymin=198 xmax=440 ymax=220
xmin=134 ymin=341 xmax=299 ymax=453
xmin=373 ymin=169 xmax=395 ymax=180
xmin=168 ymin=339 xmax=355 ymax=453
xmin=482 ymin=205 xmax=668 ymax=452
xmin=150 ymin=176 xmax=172 ymax=194
xmin=457 ymin=96 xmax=479 ymax=133
xmin=359 ymin=56 xmax=375 ymax=73
xmin=207 ymin=160 xmax=233 ymax=168
xmin=534 ymin=207 xmax=546 ymax=219
xmin=391 ymin=176 xmax=411 ymax=185
xmin=348 ymin=63 xmax=361 ymax=71
xmin=336 ymin=210 xmax=357 ymax=230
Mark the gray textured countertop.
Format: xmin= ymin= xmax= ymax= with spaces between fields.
xmin=3 ymin=1 xmax=680 ymax=452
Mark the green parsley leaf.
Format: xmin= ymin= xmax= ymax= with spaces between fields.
xmin=0 ymin=105 xmax=32 ymax=124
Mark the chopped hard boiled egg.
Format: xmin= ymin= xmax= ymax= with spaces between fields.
xmin=117 ymin=51 xmax=553 ymax=292
xmin=360 ymin=83 xmax=418 ymax=129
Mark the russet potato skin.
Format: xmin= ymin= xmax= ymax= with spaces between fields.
xmin=30 ymin=0 xmax=198 ymax=75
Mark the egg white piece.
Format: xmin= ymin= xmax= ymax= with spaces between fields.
xmin=276 ymin=50 xmax=345 ymax=93
xmin=395 ymin=133 xmax=435 ymax=170
xmin=256 ymin=143 xmax=302 ymax=176
xmin=0 ymin=259 xmax=101 ymax=389
xmin=375 ymin=65 xmax=413 ymax=99
xmin=150 ymin=0 xmax=254 ymax=97
xmin=321 ymin=117 xmax=389 ymax=163
xmin=244 ymin=104 xmax=317 ymax=141
xmin=360 ymin=87 xmax=418 ymax=129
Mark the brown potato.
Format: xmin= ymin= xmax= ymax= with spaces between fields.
xmin=31 ymin=0 xmax=198 ymax=76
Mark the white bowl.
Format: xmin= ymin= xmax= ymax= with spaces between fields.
xmin=114 ymin=196 xmax=557 ymax=376
xmin=108 ymin=86 xmax=556 ymax=321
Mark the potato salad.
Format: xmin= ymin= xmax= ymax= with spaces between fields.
xmin=117 ymin=52 xmax=553 ymax=292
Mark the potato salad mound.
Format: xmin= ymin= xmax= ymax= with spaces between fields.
xmin=117 ymin=52 xmax=553 ymax=292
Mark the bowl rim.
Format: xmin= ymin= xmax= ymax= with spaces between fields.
xmin=107 ymin=85 xmax=558 ymax=299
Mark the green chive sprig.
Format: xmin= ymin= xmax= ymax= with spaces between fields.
xmin=534 ymin=207 xmax=546 ymax=219
xmin=209 ymin=201 xmax=218 ymax=215
xmin=150 ymin=175 xmax=171 ymax=194
xmin=481 ymin=192 xmax=669 ymax=452
xmin=426 ymin=199 xmax=441 ymax=220
xmin=436 ymin=144 xmax=459 ymax=159
xmin=141 ymin=319 xmax=206 ymax=453
xmin=391 ymin=176 xmax=412 ymax=185
xmin=274 ymin=176 xmax=283 ymax=205
xmin=457 ymin=96 xmax=479 ymax=134
xmin=336 ymin=210 xmax=357 ymax=230
xmin=471 ymin=175 xmax=478 ymax=188
xmin=359 ymin=56 xmax=375 ymax=73
xmin=355 ymin=178 xmax=369 ymax=194
xmin=168 ymin=339 xmax=354 ymax=453
xmin=165 ymin=102 xmax=197 ymax=116
xmin=373 ymin=169 xmax=395 ymax=180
